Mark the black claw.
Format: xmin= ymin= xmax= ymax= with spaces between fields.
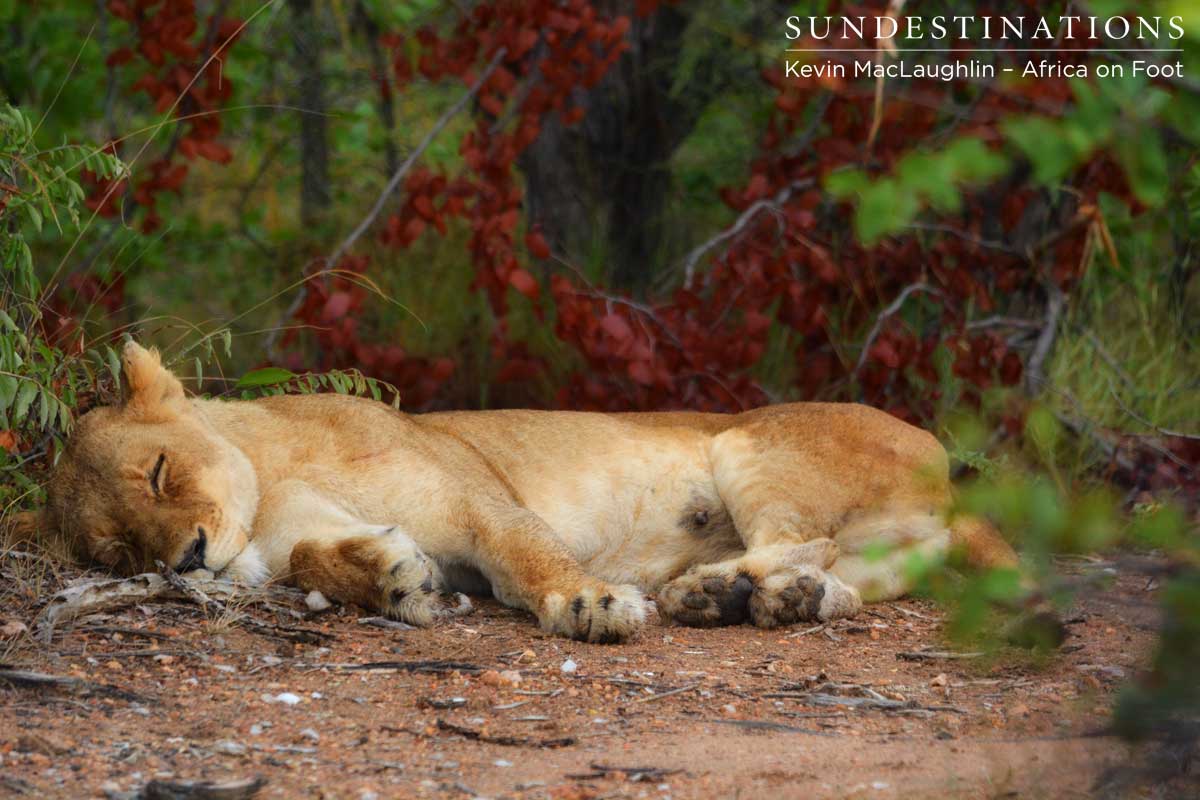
xmin=671 ymin=608 xmax=712 ymax=627
xmin=600 ymin=594 xmax=614 ymax=610
xmin=571 ymin=596 xmax=585 ymax=616
xmin=804 ymin=583 xmax=826 ymax=619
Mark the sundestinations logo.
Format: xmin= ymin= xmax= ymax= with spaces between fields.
xmin=783 ymin=14 xmax=1188 ymax=82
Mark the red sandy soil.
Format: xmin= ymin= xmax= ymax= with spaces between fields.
xmin=0 ymin=555 xmax=1173 ymax=799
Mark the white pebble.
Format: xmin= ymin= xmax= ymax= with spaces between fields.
xmin=213 ymin=740 xmax=246 ymax=756
xmin=560 ymin=658 xmax=577 ymax=674
xmin=305 ymin=590 xmax=332 ymax=611
xmin=263 ymin=692 xmax=302 ymax=705
xmin=493 ymin=759 xmax=512 ymax=768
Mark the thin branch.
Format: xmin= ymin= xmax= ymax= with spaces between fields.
xmin=965 ymin=315 xmax=1042 ymax=331
xmin=266 ymin=48 xmax=506 ymax=359
xmin=853 ymin=282 xmax=941 ymax=375
xmin=1024 ymin=283 xmax=1065 ymax=394
xmin=908 ymin=222 xmax=1022 ymax=256
xmin=328 ymin=48 xmax=506 ymax=267
xmin=1108 ymin=380 xmax=1200 ymax=442
xmin=681 ymin=179 xmax=814 ymax=290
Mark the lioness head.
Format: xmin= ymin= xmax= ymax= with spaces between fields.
xmin=40 ymin=342 xmax=258 ymax=575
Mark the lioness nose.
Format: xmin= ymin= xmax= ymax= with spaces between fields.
xmin=175 ymin=528 xmax=207 ymax=572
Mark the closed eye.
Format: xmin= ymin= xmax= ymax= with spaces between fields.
xmin=149 ymin=454 xmax=166 ymax=496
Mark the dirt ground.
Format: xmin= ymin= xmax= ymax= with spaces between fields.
xmin=0 ymin=555 xmax=1172 ymax=799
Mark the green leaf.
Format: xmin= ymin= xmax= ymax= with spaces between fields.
xmin=0 ymin=374 xmax=17 ymax=410
xmin=37 ymin=388 xmax=50 ymax=428
xmin=105 ymin=346 xmax=122 ymax=387
xmin=1115 ymin=133 xmax=1169 ymax=207
xmin=1003 ymin=116 xmax=1079 ymax=185
xmin=824 ymin=168 xmax=870 ymax=198
xmin=855 ymin=179 xmax=920 ymax=244
xmin=26 ymin=203 xmax=42 ymax=233
xmin=12 ymin=379 xmax=37 ymax=425
xmin=234 ymin=367 xmax=296 ymax=389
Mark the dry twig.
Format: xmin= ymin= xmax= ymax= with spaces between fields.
xmin=0 ymin=666 xmax=146 ymax=703
xmin=434 ymin=719 xmax=576 ymax=749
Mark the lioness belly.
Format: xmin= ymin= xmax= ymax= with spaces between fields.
xmin=419 ymin=409 xmax=746 ymax=591
xmin=510 ymin=437 xmax=743 ymax=591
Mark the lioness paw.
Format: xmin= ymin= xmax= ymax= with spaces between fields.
xmin=378 ymin=547 xmax=442 ymax=627
xmin=748 ymin=567 xmax=860 ymax=628
xmin=539 ymin=582 xmax=646 ymax=643
xmin=658 ymin=563 xmax=861 ymax=629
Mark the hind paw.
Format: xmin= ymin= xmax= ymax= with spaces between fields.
xmin=656 ymin=572 xmax=757 ymax=627
xmin=658 ymin=562 xmax=861 ymax=629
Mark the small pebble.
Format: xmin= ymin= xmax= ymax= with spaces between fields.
xmin=263 ymin=692 xmax=301 ymax=706
xmin=560 ymin=658 xmax=578 ymax=674
xmin=213 ymin=740 xmax=246 ymax=756
xmin=305 ymin=590 xmax=332 ymax=612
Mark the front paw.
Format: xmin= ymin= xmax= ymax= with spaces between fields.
xmin=538 ymin=582 xmax=647 ymax=643
xmin=378 ymin=549 xmax=442 ymax=627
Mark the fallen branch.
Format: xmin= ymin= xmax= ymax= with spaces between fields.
xmin=896 ymin=649 xmax=984 ymax=661
xmin=566 ymin=763 xmax=685 ymax=783
xmin=329 ymin=659 xmax=484 ymax=675
xmin=633 ymin=683 xmax=700 ymax=704
xmin=139 ymin=777 xmax=267 ymax=800
xmin=0 ymin=666 xmax=146 ymax=703
xmin=765 ymin=682 xmax=967 ymax=716
xmin=156 ymin=563 xmax=333 ymax=646
xmin=36 ymin=571 xmax=309 ymax=640
xmin=435 ymin=719 xmax=576 ymax=749
xmin=712 ymin=719 xmax=838 ymax=736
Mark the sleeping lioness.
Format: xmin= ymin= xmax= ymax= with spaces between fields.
xmin=30 ymin=342 xmax=1016 ymax=642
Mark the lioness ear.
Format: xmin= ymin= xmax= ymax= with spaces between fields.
xmin=121 ymin=341 xmax=185 ymax=413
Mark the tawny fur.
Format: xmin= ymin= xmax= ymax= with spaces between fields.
xmin=34 ymin=342 xmax=1017 ymax=642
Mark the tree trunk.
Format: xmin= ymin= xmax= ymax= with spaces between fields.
xmin=290 ymin=0 xmax=329 ymax=228
xmin=517 ymin=2 xmax=760 ymax=293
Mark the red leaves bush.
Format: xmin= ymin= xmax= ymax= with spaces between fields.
xmin=88 ymin=0 xmax=241 ymax=232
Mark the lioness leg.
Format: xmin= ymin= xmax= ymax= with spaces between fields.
xmin=465 ymin=500 xmax=646 ymax=643
xmin=244 ymin=480 xmax=443 ymax=625
xmin=660 ymin=409 xmax=952 ymax=628
xmin=289 ymin=531 xmax=442 ymax=625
